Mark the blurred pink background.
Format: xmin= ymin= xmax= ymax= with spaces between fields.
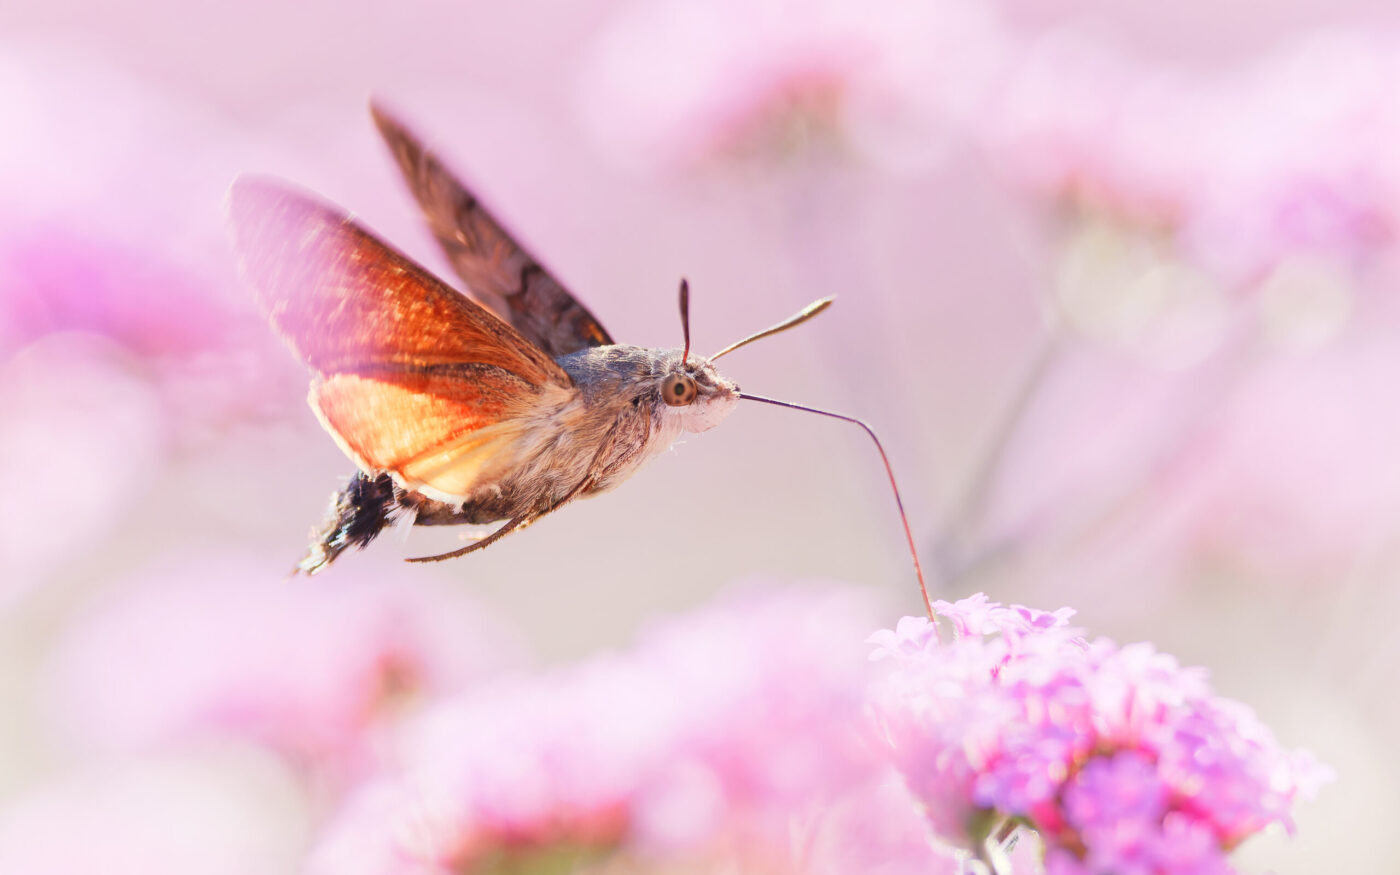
xmin=3 ymin=0 xmax=1399 ymax=871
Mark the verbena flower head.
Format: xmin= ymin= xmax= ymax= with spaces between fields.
xmin=294 ymin=585 xmax=1328 ymax=873
xmin=310 ymin=585 xmax=885 ymax=875
xmin=866 ymin=594 xmax=1331 ymax=871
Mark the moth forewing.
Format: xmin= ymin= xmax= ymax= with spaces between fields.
xmin=370 ymin=101 xmax=615 ymax=357
xmin=231 ymin=110 xmax=861 ymax=576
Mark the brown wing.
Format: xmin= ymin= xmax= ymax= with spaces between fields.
xmin=228 ymin=176 xmax=571 ymax=498
xmin=370 ymin=100 xmax=614 ymax=358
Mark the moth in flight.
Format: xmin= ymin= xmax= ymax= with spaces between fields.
xmin=230 ymin=103 xmax=924 ymax=598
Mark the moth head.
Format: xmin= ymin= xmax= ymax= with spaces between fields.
xmin=653 ymin=352 xmax=738 ymax=433
xmin=651 ymin=277 xmax=832 ymax=434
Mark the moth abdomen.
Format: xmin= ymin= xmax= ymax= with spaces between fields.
xmin=298 ymin=470 xmax=398 ymax=575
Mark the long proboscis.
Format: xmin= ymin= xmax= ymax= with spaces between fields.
xmin=710 ymin=297 xmax=835 ymax=361
xmin=739 ymin=393 xmax=933 ymax=618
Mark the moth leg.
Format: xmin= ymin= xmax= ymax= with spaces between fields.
xmin=401 ymin=473 xmax=594 ymax=564
xmin=402 ymin=421 xmax=625 ymax=564
xmin=404 ymin=513 xmax=530 ymax=563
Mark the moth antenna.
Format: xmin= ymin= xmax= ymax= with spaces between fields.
xmin=678 ymin=278 xmax=692 ymax=367
xmin=739 ymin=393 xmax=933 ymax=618
xmin=710 ymin=297 xmax=834 ymax=361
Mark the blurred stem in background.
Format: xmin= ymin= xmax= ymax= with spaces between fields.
xmin=932 ymin=320 xmax=1063 ymax=588
xmin=923 ymin=213 xmax=1286 ymax=599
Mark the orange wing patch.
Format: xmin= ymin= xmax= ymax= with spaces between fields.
xmin=312 ymin=370 xmax=538 ymax=499
xmin=229 ymin=177 xmax=580 ymax=498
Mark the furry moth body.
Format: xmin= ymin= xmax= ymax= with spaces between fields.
xmin=229 ymin=103 xmax=832 ymax=574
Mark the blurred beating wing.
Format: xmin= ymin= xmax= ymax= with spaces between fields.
xmin=370 ymin=100 xmax=615 ymax=358
xmin=228 ymin=176 xmax=573 ymax=499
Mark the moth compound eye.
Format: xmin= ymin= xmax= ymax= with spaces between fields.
xmin=663 ymin=373 xmax=698 ymax=406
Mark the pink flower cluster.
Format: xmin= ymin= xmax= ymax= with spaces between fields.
xmin=582 ymin=1 xmax=1400 ymax=284
xmin=867 ymin=594 xmax=1332 ymax=873
xmin=297 ymin=587 xmax=1327 ymax=874
xmin=578 ymin=0 xmax=1007 ymax=170
xmin=308 ymin=586 xmax=967 ymax=874
xmin=984 ymin=30 xmax=1400 ymax=282
xmin=36 ymin=573 xmax=1325 ymax=874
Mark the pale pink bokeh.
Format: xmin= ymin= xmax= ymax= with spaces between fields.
xmin=0 ymin=748 xmax=308 ymax=875
xmin=800 ymin=773 xmax=970 ymax=875
xmin=46 ymin=554 xmax=526 ymax=773
xmin=983 ymin=28 xmax=1400 ymax=282
xmin=0 ymin=44 xmax=309 ymax=448
xmin=1152 ymin=336 xmax=1400 ymax=577
xmin=0 ymin=46 xmax=250 ymax=353
xmin=0 ymin=1 xmax=1391 ymax=871
xmin=578 ymin=0 xmax=1008 ymax=171
xmin=0 ymin=333 xmax=165 ymax=599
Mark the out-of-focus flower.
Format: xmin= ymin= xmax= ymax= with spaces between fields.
xmin=312 ymin=660 xmax=666 ymax=875
xmin=0 ymin=222 xmax=237 ymax=361
xmin=309 ymin=584 xmax=883 ymax=875
xmin=916 ymin=25 xmax=1400 ymax=584
xmin=0 ymin=333 xmax=165 ymax=598
xmin=984 ymin=29 xmax=1400 ymax=285
xmin=0 ymin=46 xmax=246 ymax=357
xmin=800 ymin=772 xmax=969 ymax=875
xmin=577 ymin=0 xmax=1008 ymax=172
xmin=46 ymin=554 xmax=525 ymax=772
xmin=0 ymin=45 xmax=306 ymax=444
xmin=866 ymin=594 xmax=1331 ymax=871
xmin=306 ymin=586 xmax=1326 ymax=873
xmin=1138 ymin=329 xmax=1400 ymax=578
xmin=0 ymin=747 xmax=308 ymax=875
xmin=1048 ymin=216 xmax=1236 ymax=367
